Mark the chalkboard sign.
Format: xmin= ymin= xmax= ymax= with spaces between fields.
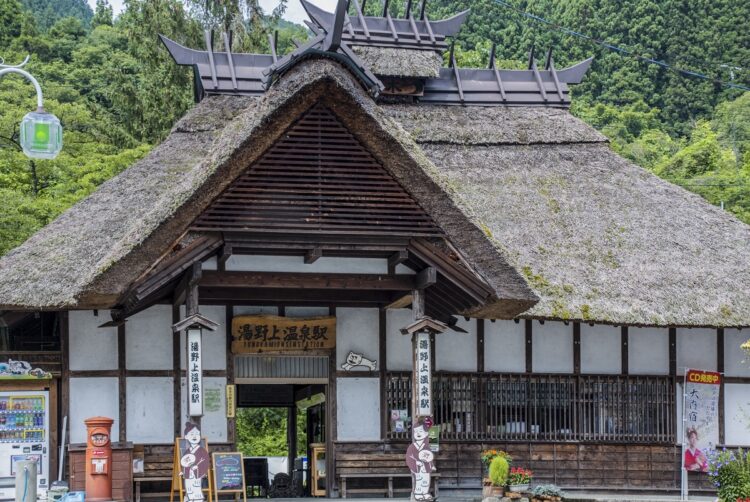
xmin=212 ymin=452 xmax=247 ymax=501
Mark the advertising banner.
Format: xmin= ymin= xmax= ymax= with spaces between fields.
xmin=682 ymin=368 xmax=721 ymax=473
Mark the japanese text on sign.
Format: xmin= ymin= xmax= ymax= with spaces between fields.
xmin=682 ymin=369 xmax=721 ymax=473
xmin=415 ymin=331 xmax=431 ymax=417
xmin=187 ymin=329 xmax=203 ymax=416
xmin=231 ymin=315 xmax=336 ymax=353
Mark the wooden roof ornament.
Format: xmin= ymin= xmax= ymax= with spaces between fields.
xmin=400 ymin=316 xmax=448 ymax=335
xmin=172 ymin=313 xmax=219 ymax=333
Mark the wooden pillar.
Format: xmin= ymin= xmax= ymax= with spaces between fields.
xmin=477 ymin=319 xmax=485 ymax=373
xmin=621 ymin=326 xmax=629 ymax=375
xmin=172 ymin=304 xmax=182 ymax=436
xmin=118 ymin=324 xmax=126 ymax=441
xmin=379 ymin=309 xmax=387 ymax=439
xmin=226 ymin=304 xmax=236 ymax=445
xmin=287 ymin=406 xmax=297 ymax=476
xmin=525 ymin=320 xmax=533 ymax=373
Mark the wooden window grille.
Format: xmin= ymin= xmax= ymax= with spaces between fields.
xmin=385 ymin=372 xmax=675 ymax=443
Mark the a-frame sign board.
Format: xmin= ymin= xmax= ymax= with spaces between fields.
xmin=170 ymin=437 xmax=214 ymax=502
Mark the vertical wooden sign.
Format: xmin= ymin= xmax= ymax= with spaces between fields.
xmin=414 ymin=331 xmax=432 ymax=418
xmin=187 ymin=329 xmax=203 ymax=417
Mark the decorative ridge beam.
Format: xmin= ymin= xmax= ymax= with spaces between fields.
xmin=489 ymin=43 xmax=506 ymax=101
xmin=204 ymin=30 xmax=218 ymax=89
xmin=420 ymin=55 xmax=593 ymax=107
xmin=323 ymin=0 xmax=348 ymax=52
xmin=300 ymin=0 xmax=468 ymax=47
xmin=222 ymin=31 xmax=238 ymax=90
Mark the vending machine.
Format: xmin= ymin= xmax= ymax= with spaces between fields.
xmin=0 ymin=391 xmax=49 ymax=500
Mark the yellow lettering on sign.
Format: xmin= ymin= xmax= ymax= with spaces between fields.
xmin=231 ymin=315 xmax=336 ymax=353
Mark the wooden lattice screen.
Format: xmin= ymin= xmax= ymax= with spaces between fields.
xmin=386 ymin=371 xmax=676 ymax=444
xmin=192 ymin=104 xmax=442 ymax=237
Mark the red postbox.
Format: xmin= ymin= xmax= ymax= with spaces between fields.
xmin=84 ymin=416 xmax=114 ymax=502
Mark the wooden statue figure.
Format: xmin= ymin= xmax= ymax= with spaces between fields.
xmin=405 ymin=418 xmax=435 ymax=501
xmin=180 ymin=422 xmax=210 ymax=502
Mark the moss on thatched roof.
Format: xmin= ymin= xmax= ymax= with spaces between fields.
xmin=389 ymin=106 xmax=750 ymax=327
xmin=350 ymin=46 xmax=443 ymax=78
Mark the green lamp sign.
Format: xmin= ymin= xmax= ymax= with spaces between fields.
xmin=19 ymin=111 xmax=62 ymax=159
xmin=1 ymin=56 xmax=63 ymax=160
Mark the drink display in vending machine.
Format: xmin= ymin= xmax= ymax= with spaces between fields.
xmin=0 ymin=391 xmax=49 ymax=500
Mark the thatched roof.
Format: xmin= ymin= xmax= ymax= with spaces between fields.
xmin=0 ymin=59 xmax=536 ymax=318
xmin=350 ymin=46 xmax=443 ymax=78
xmin=383 ymin=104 xmax=750 ymax=327
xmin=1 ymin=57 xmax=749 ymax=328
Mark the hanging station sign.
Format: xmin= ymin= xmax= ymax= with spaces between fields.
xmin=415 ymin=331 xmax=432 ymax=417
xmin=187 ymin=329 xmax=203 ymax=417
xmin=231 ymin=315 xmax=336 ymax=353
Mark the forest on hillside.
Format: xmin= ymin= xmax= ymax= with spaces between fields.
xmin=0 ymin=0 xmax=748 ymax=258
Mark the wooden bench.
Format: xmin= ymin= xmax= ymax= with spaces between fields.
xmin=337 ymin=452 xmax=440 ymax=498
xmin=340 ymin=472 xmax=440 ymax=498
xmin=133 ymin=476 xmax=172 ymax=502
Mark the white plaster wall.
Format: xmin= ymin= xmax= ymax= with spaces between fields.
xmin=676 ymin=328 xmax=717 ymax=372
xmin=126 ymin=377 xmax=174 ymax=443
xmin=126 ymin=304 xmax=172 ymax=370
xmin=386 ymin=309 xmax=413 ymax=371
xmin=181 ymin=377 xmax=228 ymax=443
xmin=484 ymin=320 xmax=525 ymax=373
xmin=285 ymin=307 xmax=330 ymax=318
xmin=628 ymin=327 xmax=669 ymax=375
xmin=179 ymin=305 xmax=227 ymax=371
xmin=226 ymin=255 xmax=387 ymax=274
xmin=436 ymin=318 xmax=476 ymax=372
xmin=69 ymin=377 xmax=119 ymax=443
xmin=233 ymin=306 xmax=278 ymax=316
xmin=532 ymin=321 xmax=573 ymax=373
xmin=725 ymin=329 xmax=750 ymax=377
xmin=581 ymin=324 xmax=621 ymax=374
xmin=69 ymin=310 xmax=118 ymax=371
xmin=202 ymin=256 xmax=217 ymax=270
xmin=724 ymin=384 xmax=750 ymax=446
xmin=336 ymin=378 xmax=380 ymax=441
xmin=336 ymin=308 xmax=379 ymax=371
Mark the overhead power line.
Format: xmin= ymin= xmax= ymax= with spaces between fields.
xmin=490 ymin=0 xmax=750 ymax=92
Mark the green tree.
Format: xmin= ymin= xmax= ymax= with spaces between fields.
xmin=236 ymin=408 xmax=307 ymax=458
xmin=20 ymin=0 xmax=93 ymax=31
xmin=186 ymin=0 xmax=288 ymax=53
xmin=91 ymin=0 xmax=113 ymax=28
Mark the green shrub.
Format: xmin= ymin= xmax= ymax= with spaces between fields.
xmin=489 ymin=456 xmax=510 ymax=487
xmin=707 ymin=449 xmax=750 ymax=502
xmin=532 ymin=484 xmax=564 ymax=498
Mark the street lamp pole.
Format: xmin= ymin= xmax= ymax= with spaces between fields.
xmin=0 ymin=56 xmax=62 ymax=159
xmin=0 ymin=67 xmax=44 ymax=110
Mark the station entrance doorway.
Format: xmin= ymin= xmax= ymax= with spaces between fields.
xmin=234 ymin=354 xmax=330 ymax=497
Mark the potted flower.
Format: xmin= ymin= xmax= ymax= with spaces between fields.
xmin=483 ymin=455 xmax=510 ymax=497
xmin=508 ymin=467 xmax=533 ymax=492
